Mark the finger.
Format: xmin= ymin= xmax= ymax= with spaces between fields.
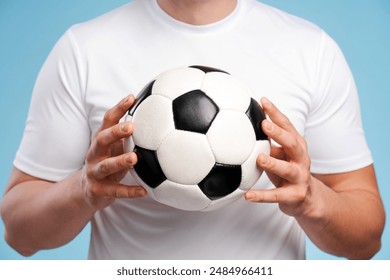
xmin=105 ymin=184 xmax=147 ymax=199
xmin=262 ymin=119 xmax=305 ymax=162
xmin=93 ymin=183 xmax=147 ymax=199
xmin=111 ymin=139 xmax=126 ymax=157
xmin=270 ymin=145 xmax=285 ymax=161
xmin=100 ymin=94 xmax=135 ymax=130
xmin=257 ymin=153 xmax=300 ymax=182
xmin=91 ymin=122 xmax=133 ymax=159
xmin=91 ymin=152 xmax=137 ymax=180
xmin=245 ymin=186 xmax=305 ymax=204
xmin=260 ymin=97 xmax=299 ymax=136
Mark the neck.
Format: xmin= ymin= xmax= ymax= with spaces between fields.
xmin=157 ymin=0 xmax=238 ymax=25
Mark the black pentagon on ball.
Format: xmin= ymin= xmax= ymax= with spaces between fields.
xmin=246 ymin=98 xmax=268 ymax=141
xmin=198 ymin=163 xmax=242 ymax=200
xmin=172 ymin=90 xmax=219 ymax=134
xmin=128 ymin=80 xmax=155 ymax=116
xmin=133 ymin=145 xmax=166 ymax=189
xmin=189 ymin=65 xmax=229 ymax=75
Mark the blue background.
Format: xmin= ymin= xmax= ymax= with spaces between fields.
xmin=0 ymin=0 xmax=389 ymax=260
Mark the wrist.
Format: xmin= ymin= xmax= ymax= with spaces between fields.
xmin=293 ymin=175 xmax=331 ymax=227
xmin=71 ymin=169 xmax=101 ymax=215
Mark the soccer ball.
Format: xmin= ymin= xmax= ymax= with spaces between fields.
xmin=124 ymin=65 xmax=270 ymax=211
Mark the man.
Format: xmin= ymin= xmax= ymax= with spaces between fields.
xmin=1 ymin=0 xmax=385 ymax=259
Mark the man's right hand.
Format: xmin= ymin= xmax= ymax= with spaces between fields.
xmin=82 ymin=94 xmax=147 ymax=209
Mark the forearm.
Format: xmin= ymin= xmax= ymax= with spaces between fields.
xmin=1 ymin=170 xmax=96 ymax=256
xmin=296 ymin=174 xmax=385 ymax=259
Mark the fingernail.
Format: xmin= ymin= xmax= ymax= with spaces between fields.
xmin=122 ymin=96 xmax=129 ymax=104
xmin=125 ymin=154 xmax=133 ymax=164
xmin=261 ymin=154 xmax=270 ymax=165
xmin=265 ymin=120 xmax=273 ymax=131
xmin=262 ymin=97 xmax=270 ymax=104
xmin=245 ymin=191 xmax=256 ymax=201
xmin=121 ymin=123 xmax=131 ymax=132
xmin=261 ymin=97 xmax=272 ymax=108
xmin=127 ymin=94 xmax=135 ymax=104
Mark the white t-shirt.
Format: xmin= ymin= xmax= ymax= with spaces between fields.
xmin=14 ymin=0 xmax=373 ymax=259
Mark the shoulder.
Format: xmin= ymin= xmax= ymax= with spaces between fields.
xmin=244 ymin=0 xmax=326 ymax=48
xmin=65 ymin=0 xmax=149 ymax=51
xmin=242 ymin=1 xmax=346 ymax=80
xmin=248 ymin=1 xmax=322 ymax=33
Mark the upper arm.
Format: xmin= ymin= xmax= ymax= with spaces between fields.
xmin=3 ymin=167 xmax=53 ymax=196
xmin=313 ymin=164 xmax=384 ymax=217
xmin=13 ymin=29 xmax=90 ymax=183
xmin=313 ymin=164 xmax=378 ymax=194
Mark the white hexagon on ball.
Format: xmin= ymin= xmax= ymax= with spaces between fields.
xmin=157 ymin=130 xmax=215 ymax=185
xmin=206 ymin=110 xmax=255 ymax=165
xmin=131 ymin=95 xmax=174 ymax=151
xmin=152 ymin=67 xmax=205 ymax=100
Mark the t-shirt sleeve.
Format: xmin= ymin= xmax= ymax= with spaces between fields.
xmin=305 ymin=31 xmax=373 ymax=174
xmin=14 ymin=28 xmax=91 ymax=181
